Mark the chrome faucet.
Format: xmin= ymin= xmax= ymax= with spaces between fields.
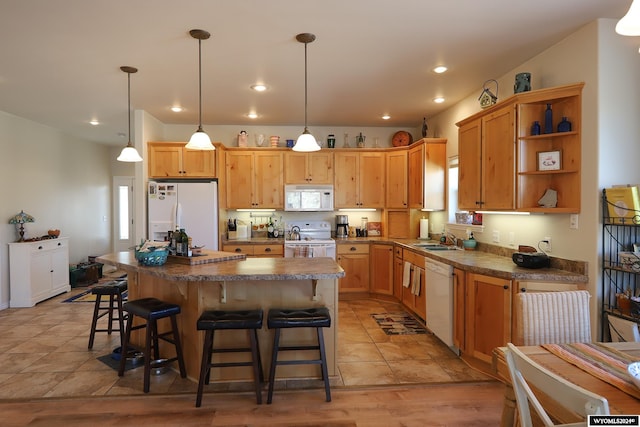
xmin=447 ymin=232 xmax=458 ymax=247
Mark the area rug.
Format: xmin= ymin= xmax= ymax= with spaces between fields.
xmin=63 ymin=288 xmax=128 ymax=303
xmin=371 ymin=312 xmax=430 ymax=335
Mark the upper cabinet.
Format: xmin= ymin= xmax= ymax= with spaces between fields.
xmin=515 ymin=83 xmax=583 ymax=213
xmin=458 ymin=103 xmax=516 ymax=211
xmin=334 ymin=151 xmax=385 ymax=208
xmin=284 ymin=151 xmax=334 ymax=184
xmin=386 ymin=149 xmax=408 ymax=208
xmin=456 ymin=83 xmax=583 ymax=213
xmin=225 ymin=150 xmax=284 ymax=209
xmin=408 ymin=138 xmax=447 ymax=210
xmin=148 ymin=142 xmax=216 ymax=178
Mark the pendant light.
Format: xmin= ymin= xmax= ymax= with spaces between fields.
xmin=293 ymin=33 xmax=321 ymax=152
xmin=617 ymin=0 xmax=640 ymax=36
xmin=117 ymin=66 xmax=143 ymax=162
xmin=185 ymin=29 xmax=215 ymax=150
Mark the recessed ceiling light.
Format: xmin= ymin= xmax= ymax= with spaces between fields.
xmin=433 ymin=66 xmax=448 ymax=74
xmin=247 ymin=112 xmax=258 ymax=119
xmin=381 ymin=114 xmax=391 ymax=120
xmin=89 ymin=119 xmax=99 ymax=126
xmin=251 ymin=84 xmax=267 ymax=92
xmin=433 ymin=97 xmax=445 ymax=104
xmin=171 ymin=106 xmax=183 ymax=112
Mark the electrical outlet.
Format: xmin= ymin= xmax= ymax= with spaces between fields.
xmin=508 ymin=231 xmax=515 ymax=247
xmin=570 ymin=214 xmax=579 ymax=229
xmin=543 ymin=236 xmax=552 ymax=252
xmin=492 ymin=230 xmax=500 ymax=243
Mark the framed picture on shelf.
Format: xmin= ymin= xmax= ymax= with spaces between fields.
xmin=537 ymin=150 xmax=561 ymax=171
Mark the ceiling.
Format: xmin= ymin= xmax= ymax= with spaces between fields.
xmin=0 ymin=0 xmax=631 ymax=146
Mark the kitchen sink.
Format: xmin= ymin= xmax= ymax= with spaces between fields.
xmin=412 ymin=243 xmax=460 ymax=251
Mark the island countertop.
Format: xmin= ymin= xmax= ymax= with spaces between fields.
xmin=96 ymin=251 xmax=345 ymax=282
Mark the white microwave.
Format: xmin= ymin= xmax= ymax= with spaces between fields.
xmin=284 ymin=184 xmax=334 ymax=212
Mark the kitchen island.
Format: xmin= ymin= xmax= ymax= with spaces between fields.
xmin=96 ymin=251 xmax=345 ymax=382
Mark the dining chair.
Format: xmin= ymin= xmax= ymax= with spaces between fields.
xmin=505 ymin=342 xmax=610 ymax=427
xmin=516 ymin=290 xmax=592 ymax=346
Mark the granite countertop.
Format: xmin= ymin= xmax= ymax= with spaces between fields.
xmin=97 ymin=251 xmax=345 ymax=282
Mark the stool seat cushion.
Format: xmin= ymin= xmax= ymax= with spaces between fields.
xmin=91 ymin=280 xmax=128 ymax=295
xmin=267 ymin=307 xmax=331 ymax=329
xmin=124 ymin=297 xmax=181 ymax=319
xmin=197 ymin=309 xmax=263 ymax=330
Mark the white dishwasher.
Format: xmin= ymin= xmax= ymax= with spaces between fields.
xmin=424 ymin=258 xmax=457 ymax=354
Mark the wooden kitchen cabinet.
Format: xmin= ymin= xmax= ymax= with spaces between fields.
xmin=222 ymin=243 xmax=283 ymax=258
xmin=225 ymin=150 xmax=283 ymax=209
xmin=464 ymin=272 xmax=511 ymax=365
xmin=337 ymin=243 xmax=370 ymax=293
xmin=393 ymin=245 xmax=404 ymax=299
xmin=9 ymin=237 xmax=70 ymax=307
xmin=452 ymin=268 xmax=466 ymax=352
xmin=457 ymin=103 xmax=516 ymax=211
xmin=284 ymin=151 xmax=333 ymax=184
xmin=148 ymin=142 xmax=216 ymax=178
xmin=401 ymin=249 xmax=426 ymax=321
xmin=408 ymin=138 xmax=447 ymax=210
xmin=369 ymin=243 xmax=394 ymax=296
xmin=515 ymin=83 xmax=583 ymax=213
xmin=385 ymin=149 xmax=408 ymax=208
xmin=334 ymin=151 xmax=385 ymax=208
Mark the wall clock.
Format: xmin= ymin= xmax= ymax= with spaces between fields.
xmin=392 ymin=131 xmax=413 ymax=147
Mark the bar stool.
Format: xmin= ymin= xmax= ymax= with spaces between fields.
xmin=87 ymin=280 xmax=128 ymax=350
xmin=267 ymin=307 xmax=331 ymax=404
xmin=195 ymin=309 xmax=264 ymax=407
xmin=118 ymin=297 xmax=187 ymax=393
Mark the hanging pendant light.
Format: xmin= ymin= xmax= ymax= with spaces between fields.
xmin=617 ymin=0 xmax=640 ymax=36
xmin=117 ymin=66 xmax=143 ymax=162
xmin=293 ymin=33 xmax=321 ymax=152
xmin=185 ymin=29 xmax=215 ymax=150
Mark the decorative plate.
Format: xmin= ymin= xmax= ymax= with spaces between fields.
xmin=392 ymin=130 xmax=413 ymax=147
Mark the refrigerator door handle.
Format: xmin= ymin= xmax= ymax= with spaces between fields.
xmin=173 ymin=202 xmax=181 ymax=230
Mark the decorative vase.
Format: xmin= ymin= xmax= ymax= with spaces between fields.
xmin=544 ymin=104 xmax=553 ymax=134
xmin=531 ymin=121 xmax=541 ymax=136
xmin=422 ymin=117 xmax=428 ymax=138
xmin=557 ymin=117 xmax=572 ymax=132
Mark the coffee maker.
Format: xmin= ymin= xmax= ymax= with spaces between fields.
xmin=335 ymin=215 xmax=349 ymax=238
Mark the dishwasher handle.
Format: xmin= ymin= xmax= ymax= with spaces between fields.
xmin=425 ymin=260 xmax=453 ymax=276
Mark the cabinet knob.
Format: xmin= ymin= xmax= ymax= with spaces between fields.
xmin=57 ymin=242 xmax=61 ymax=246
xmin=235 ymin=248 xmax=242 ymax=252
xmin=503 ymin=285 xmax=509 ymax=290
xmin=520 ymin=288 xmax=526 ymax=292
xmin=350 ymin=247 xmax=356 ymax=251
xmin=38 ymin=246 xmax=43 ymax=250
xmin=265 ymin=248 xmax=271 ymax=252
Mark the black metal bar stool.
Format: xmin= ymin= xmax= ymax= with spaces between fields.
xmin=118 ymin=297 xmax=187 ymax=393
xmin=87 ymin=279 xmax=128 ymax=350
xmin=195 ymin=309 xmax=264 ymax=407
xmin=267 ymin=307 xmax=331 ymax=404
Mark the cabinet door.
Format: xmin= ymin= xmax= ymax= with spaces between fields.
xmin=30 ymin=251 xmax=52 ymax=301
xmin=254 ymin=152 xmax=283 ymax=208
xmin=465 ymin=273 xmax=511 ymax=364
xmin=359 ymin=152 xmax=385 ymax=208
xmin=182 ymin=148 xmax=216 ymax=177
xmin=481 ymin=105 xmax=516 ymax=210
xmin=284 ymin=152 xmax=309 ymax=184
xmin=370 ymin=244 xmax=393 ymax=295
xmin=337 ymin=244 xmax=370 ymax=293
xmin=307 ymin=152 xmax=334 ymax=184
xmin=149 ymin=145 xmax=183 ymax=178
xmin=50 ymin=245 xmax=69 ymax=292
xmin=453 ymin=268 xmax=466 ymax=352
xmin=334 ymin=152 xmax=359 ymax=208
xmin=222 ymin=244 xmax=254 ymax=256
xmin=252 ymin=244 xmax=284 ymax=258
xmin=458 ymin=119 xmax=482 ymax=210
xmin=408 ymin=144 xmax=424 ymax=208
xmin=424 ymin=141 xmax=447 ymax=210
xmin=225 ymin=151 xmax=254 ymax=208
xmin=386 ymin=151 xmax=408 ymax=208
xmin=393 ymin=253 xmax=404 ymax=299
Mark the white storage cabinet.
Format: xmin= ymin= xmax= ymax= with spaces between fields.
xmin=9 ymin=237 xmax=70 ymax=307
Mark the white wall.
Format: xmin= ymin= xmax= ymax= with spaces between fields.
xmin=0 ymin=111 xmax=113 ymax=309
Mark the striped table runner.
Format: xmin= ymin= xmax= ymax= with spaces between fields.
xmin=542 ymin=342 xmax=640 ymax=400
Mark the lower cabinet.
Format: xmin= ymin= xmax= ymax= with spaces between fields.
xmin=222 ymin=243 xmax=283 ymax=258
xmin=453 ymin=268 xmax=466 ymax=353
xmin=393 ymin=245 xmax=404 ymax=299
xmin=369 ymin=243 xmax=394 ymax=296
xmin=337 ymin=243 xmax=370 ymax=293
xmin=401 ymin=249 xmax=426 ymax=321
xmin=9 ymin=237 xmax=70 ymax=307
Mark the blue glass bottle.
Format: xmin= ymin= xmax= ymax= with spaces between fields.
xmin=531 ymin=121 xmax=541 ymax=136
xmin=557 ymin=116 xmax=572 ymax=132
xmin=544 ymin=104 xmax=553 ymax=134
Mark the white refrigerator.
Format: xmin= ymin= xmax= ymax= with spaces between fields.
xmin=148 ymin=180 xmax=219 ymax=250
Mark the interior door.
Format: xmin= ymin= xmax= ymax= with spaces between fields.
xmin=113 ymin=176 xmax=136 ymax=252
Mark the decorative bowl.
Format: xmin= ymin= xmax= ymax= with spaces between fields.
xmin=627 ymin=362 xmax=640 ymax=389
xmin=135 ymin=247 xmax=168 ymax=266
xmin=48 ymin=229 xmax=60 ymax=237
xmin=462 ymin=239 xmax=477 ymax=250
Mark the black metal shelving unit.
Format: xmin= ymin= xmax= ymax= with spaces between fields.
xmin=601 ymin=188 xmax=640 ymax=340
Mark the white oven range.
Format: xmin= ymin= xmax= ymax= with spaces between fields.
xmin=284 ymin=220 xmax=336 ymax=260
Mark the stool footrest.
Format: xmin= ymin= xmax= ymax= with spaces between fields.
xmin=274 ymin=345 xmax=320 ymax=352
xmin=212 ymin=347 xmax=254 ymax=354
xmin=211 ymin=361 xmax=258 ymax=368
xmin=273 ymin=359 xmax=323 ymax=366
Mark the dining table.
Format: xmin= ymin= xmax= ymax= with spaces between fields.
xmin=492 ymin=341 xmax=640 ymax=426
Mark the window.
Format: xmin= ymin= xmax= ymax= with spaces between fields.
xmin=448 ymin=156 xmax=458 ymax=223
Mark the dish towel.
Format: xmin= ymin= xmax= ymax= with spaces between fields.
xmin=293 ymin=246 xmax=307 ymax=258
xmin=403 ymin=262 xmax=411 ymax=288
xmin=311 ymin=245 xmax=327 ymax=258
xmin=412 ymin=267 xmax=422 ymax=296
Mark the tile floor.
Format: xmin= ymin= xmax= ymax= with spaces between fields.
xmin=0 ymin=283 xmax=492 ymax=400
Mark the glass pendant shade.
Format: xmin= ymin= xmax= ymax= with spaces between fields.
xmin=616 ymin=0 xmax=640 ymax=36
xmin=117 ymin=143 xmax=144 ymax=162
xmin=186 ymin=127 xmax=215 ymax=150
xmin=293 ymin=129 xmax=320 ymax=152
